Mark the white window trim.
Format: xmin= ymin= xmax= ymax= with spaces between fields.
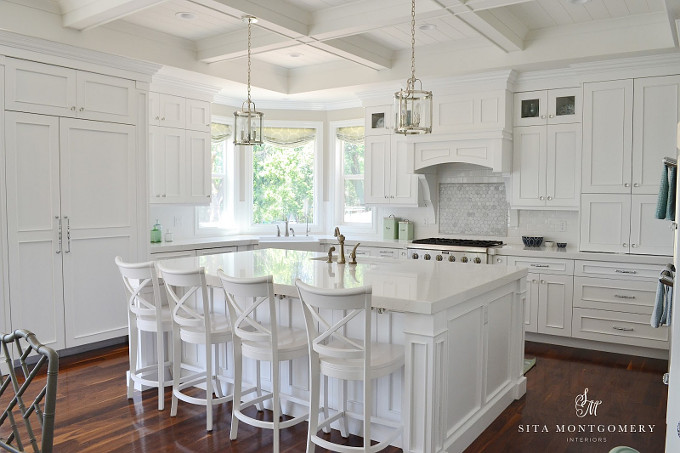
xmin=238 ymin=120 xmax=324 ymax=235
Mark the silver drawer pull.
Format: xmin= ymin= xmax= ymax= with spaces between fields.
xmin=530 ymin=264 xmax=550 ymax=268
xmin=615 ymin=269 xmax=637 ymax=274
xmin=614 ymin=294 xmax=636 ymax=299
xmin=612 ymin=326 xmax=634 ymax=332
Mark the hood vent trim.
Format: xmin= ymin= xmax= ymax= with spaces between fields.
xmin=413 ymin=131 xmax=512 ymax=173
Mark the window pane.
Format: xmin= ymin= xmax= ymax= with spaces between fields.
xmin=252 ymin=141 xmax=314 ymax=224
xmin=211 ymin=141 xmax=225 ymax=173
xmin=343 ymin=141 xmax=364 ymax=175
xmin=341 ymin=137 xmax=371 ymax=224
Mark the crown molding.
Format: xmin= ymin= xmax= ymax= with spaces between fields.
xmin=150 ymin=72 xmax=223 ymax=101
xmin=568 ymin=52 xmax=680 ymax=81
xmin=0 ymin=30 xmax=160 ymax=81
xmin=213 ymin=93 xmax=361 ymax=111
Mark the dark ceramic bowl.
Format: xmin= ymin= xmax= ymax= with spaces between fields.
xmin=556 ymin=242 xmax=567 ymax=248
xmin=522 ymin=236 xmax=543 ymax=247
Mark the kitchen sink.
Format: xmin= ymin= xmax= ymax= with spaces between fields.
xmin=258 ymin=236 xmax=321 ymax=251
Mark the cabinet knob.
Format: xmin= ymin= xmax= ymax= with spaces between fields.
xmin=633 ymin=183 xmax=639 ymax=187
xmin=631 ymin=243 xmax=638 ymax=248
xmin=161 ymin=117 xmax=166 ymax=121
xmin=622 ymin=243 xmax=628 ymax=247
xmin=531 ymin=279 xmax=538 ymax=283
xmin=162 ymin=194 xmax=166 ymax=197
xmin=539 ymin=196 xmax=544 ymax=200
xmin=71 ymin=106 xmax=76 ymax=111
xmin=540 ymin=115 xmax=546 ymax=119
xmin=497 ymin=258 xmax=503 ymax=263
xmin=155 ymin=116 xmax=160 ymax=120
xmin=547 ymin=195 xmax=552 ymax=201
xmin=540 ymin=280 xmax=546 ymax=284
xmin=624 ymin=182 xmax=630 ymax=187
xmin=79 ymin=107 xmax=84 ymax=112
xmin=548 ymin=114 xmax=554 ymax=118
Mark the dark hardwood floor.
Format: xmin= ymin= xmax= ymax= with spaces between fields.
xmin=44 ymin=341 xmax=667 ymax=452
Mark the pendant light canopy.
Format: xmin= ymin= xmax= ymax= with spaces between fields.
xmin=234 ymin=16 xmax=263 ymax=146
xmin=394 ymin=0 xmax=432 ymax=135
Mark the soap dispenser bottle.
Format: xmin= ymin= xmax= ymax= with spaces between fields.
xmin=151 ymin=219 xmax=162 ymax=243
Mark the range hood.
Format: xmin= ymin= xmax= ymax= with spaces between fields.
xmin=412 ymin=130 xmax=512 ymax=173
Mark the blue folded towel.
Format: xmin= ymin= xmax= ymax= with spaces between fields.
xmin=656 ymin=165 xmax=669 ymax=219
xmin=651 ymin=279 xmax=665 ymax=328
xmin=667 ymin=165 xmax=676 ymax=220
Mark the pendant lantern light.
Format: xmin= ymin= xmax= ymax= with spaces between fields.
xmin=234 ymin=16 xmax=263 ymax=146
xmin=394 ymin=0 xmax=432 ymax=135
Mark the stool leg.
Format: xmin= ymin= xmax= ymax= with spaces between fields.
xmin=205 ymin=342 xmax=214 ymax=431
xmin=156 ymin=330 xmax=165 ymax=410
xmin=170 ymin=326 xmax=181 ymax=417
xmin=307 ymin=354 xmax=320 ymax=453
xmin=127 ymin=316 xmax=137 ymax=399
xmin=322 ymin=375 xmax=330 ymax=434
xmin=230 ymin=338 xmax=242 ymax=440
xmin=255 ymin=359 xmax=264 ymax=412
xmin=272 ymin=358 xmax=280 ymax=453
xmin=214 ymin=342 xmax=224 ymax=399
xmin=363 ymin=379 xmax=371 ymax=452
xmin=340 ymin=380 xmax=348 ymax=438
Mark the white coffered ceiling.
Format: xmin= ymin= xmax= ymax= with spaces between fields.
xmin=2 ymin=0 xmax=680 ymax=106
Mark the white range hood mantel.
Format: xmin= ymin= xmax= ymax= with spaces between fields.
xmin=412 ymin=130 xmax=512 ymax=173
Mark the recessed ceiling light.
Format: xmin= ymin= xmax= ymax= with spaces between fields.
xmin=176 ymin=12 xmax=195 ymax=20
xmin=419 ymin=23 xmax=437 ymax=31
xmin=242 ymin=15 xmax=258 ymax=24
xmin=289 ymin=52 xmax=302 ymax=58
xmin=567 ymin=0 xmax=591 ymax=4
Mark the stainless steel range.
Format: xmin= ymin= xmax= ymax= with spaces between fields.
xmin=407 ymin=238 xmax=503 ymax=264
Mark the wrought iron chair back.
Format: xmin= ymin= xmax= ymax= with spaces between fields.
xmin=0 ymin=330 xmax=58 ymax=453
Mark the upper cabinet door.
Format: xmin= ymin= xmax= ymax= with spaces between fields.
xmin=364 ymin=105 xmax=392 ymax=136
xmin=512 ymin=126 xmax=546 ymax=207
xmin=582 ymin=79 xmax=633 ymax=194
xmin=158 ymin=94 xmax=186 ymax=129
xmin=546 ymin=123 xmax=581 ymax=208
xmin=364 ymin=135 xmax=390 ymax=203
xmin=5 ymin=58 xmax=77 ymax=117
xmin=514 ymin=91 xmax=548 ymax=127
xmin=76 ymin=71 xmax=136 ymax=124
xmin=632 ymin=75 xmax=680 ymax=195
xmin=546 ymin=88 xmax=580 ymax=125
xmin=186 ymin=99 xmax=211 ymax=132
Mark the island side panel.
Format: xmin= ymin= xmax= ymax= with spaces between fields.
xmin=402 ymin=277 xmax=526 ymax=453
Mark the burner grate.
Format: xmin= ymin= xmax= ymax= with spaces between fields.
xmin=411 ymin=238 xmax=503 ymax=248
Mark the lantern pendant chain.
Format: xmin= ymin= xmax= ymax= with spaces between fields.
xmin=247 ymin=17 xmax=253 ymax=106
xmin=409 ymin=0 xmax=416 ymax=91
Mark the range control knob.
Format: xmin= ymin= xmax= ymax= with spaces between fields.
xmin=461 ymin=256 xmax=469 ymax=263
xmin=448 ymin=255 xmax=456 ymax=262
xmin=436 ymin=255 xmax=443 ymax=261
xmin=424 ymin=253 xmax=431 ymax=260
xmin=411 ymin=252 xmax=419 ymax=260
xmin=474 ymin=257 xmax=482 ymax=264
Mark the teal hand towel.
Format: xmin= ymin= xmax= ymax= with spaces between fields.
xmin=656 ymin=165 xmax=669 ymax=219
xmin=666 ymin=165 xmax=677 ymax=220
xmin=651 ymin=279 xmax=665 ymax=328
xmin=661 ymin=283 xmax=673 ymax=326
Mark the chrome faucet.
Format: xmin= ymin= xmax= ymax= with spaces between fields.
xmin=276 ymin=225 xmax=281 ymax=237
xmin=290 ymin=227 xmax=295 ymax=237
xmin=334 ymin=227 xmax=346 ymax=264
xmin=284 ymin=218 xmax=289 ymax=237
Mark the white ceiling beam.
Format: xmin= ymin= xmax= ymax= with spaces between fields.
xmin=311 ymin=35 xmax=393 ymax=70
xmin=197 ymin=27 xmax=293 ymax=63
xmin=456 ymin=9 xmax=526 ymax=52
xmin=664 ymin=0 xmax=680 ymax=47
xmin=59 ymin=0 xmax=168 ymax=30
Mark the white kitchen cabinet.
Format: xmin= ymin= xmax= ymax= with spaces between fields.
xmin=433 ymin=90 xmax=509 ymax=134
xmin=195 ymin=246 xmax=237 ymax=256
xmin=5 ymin=58 xmax=136 ymax=124
xmin=511 ymin=123 xmax=580 ymax=209
xmin=4 ymin=112 xmax=137 ymax=350
xmin=186 ymin=98 xmax=211 ymax=132
xmin=364 ymin=104 xmax=393 ymax=136
xmin=582 ymin=76 xmax=680 ymax=195
xmin=580 ymin=194 xmax=673 ymax=255
xmin=582 ymin=79 xmax=633 ymax=194
xmin=150 ymin=126 xmax=185 ymax=202
xmin=514 ymin=88 xmax=580 ymax=127
xmin=364 ymin=135 xmax=420 ymax=206
xmin=149 ymin=92 xmax=185 ymax=128
xmin=186 ymin=130 xmax=211 ymax=202
xmin=507 ymin=257 xmax=573 ymax=337
xmin=632 ymin=75 xmax=680 ymax=194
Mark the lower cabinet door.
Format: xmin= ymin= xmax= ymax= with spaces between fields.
xmin=537 ymin=273 xmax=573 ymax=336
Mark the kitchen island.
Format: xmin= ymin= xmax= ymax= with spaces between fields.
xmin=156 ymin=248 xmax=528 ymax=453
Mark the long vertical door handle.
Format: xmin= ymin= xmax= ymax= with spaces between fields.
xmin=56 ymin=216 xmax=62 ymax=254
xmin=64 ymin=216 xmax=71 ymax=253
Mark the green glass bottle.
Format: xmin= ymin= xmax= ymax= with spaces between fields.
xmin=151 ymin=219 xmax=162 ymax=243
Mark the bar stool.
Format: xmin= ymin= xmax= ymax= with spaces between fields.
xmin=218 ymin=271 xmax=309 ymax=453
xmin=295 ymin=280 xmax=404 ymax=453
xmin=115 ymin=256 xmax=173 ymax=411
xmin=157 ymin=264 xmax=233 ymax=431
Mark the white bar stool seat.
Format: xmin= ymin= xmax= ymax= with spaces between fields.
xmin=158 ymin=264 xmax=233 ymax=431
xmin=296 ymin=280 xmax=404 ymax=453
xmin=218 ymin=271 xmax=309 ymax=453
xmin=115 ymin=256 xmax=173 ymax=411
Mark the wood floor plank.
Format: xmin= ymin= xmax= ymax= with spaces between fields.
xmin=36 ymin=341 xmax=669 ymax=452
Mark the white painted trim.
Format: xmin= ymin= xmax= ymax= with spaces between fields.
xmin=0 ymin=64 xmax=10 ymax=334
xmin=0 ymin=29 xmax=159 ymax=81
xmin=213 ymin=93 xmax=361 ymax=111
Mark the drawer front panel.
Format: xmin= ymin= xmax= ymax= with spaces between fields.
xmin=574 ymin=277 xmax=657 ymax=315
xmin=507 ymin=257 xmax=574 ymax=275
xmin=575 ymin=260 xmax=664 ymax=280
xmin=572 ymin=308 xmax=668 ymax=349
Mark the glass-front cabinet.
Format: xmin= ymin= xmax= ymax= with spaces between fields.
xmin=514 ymin=88 xmax=580 ymax=127
xmin=364 ymin=105 xmax=393 ymax=136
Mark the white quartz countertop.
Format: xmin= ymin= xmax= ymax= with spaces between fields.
xmin=493 ymin=244 xmax=671 ymax=265
xmin=155 ymin=248 xmax=527 ymax=315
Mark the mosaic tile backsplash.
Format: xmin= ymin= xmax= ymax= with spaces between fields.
xmin=439 ymin=183 xmax=508 ymax=236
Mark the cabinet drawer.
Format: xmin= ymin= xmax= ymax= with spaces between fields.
xmin=572 ymin=308 xmax=668 ymax=349
xmin=575 ymin=260 xmax=664 ymax=279
xmin=506 ymin=257 xmax=573 ymax=275
xmin=151 ymin=250 xmax=196 ymax=260
xmin=196 ymin=246 xmax=237 ymax=256
xmin=574 ymin=277 xmax=657 ymax=314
